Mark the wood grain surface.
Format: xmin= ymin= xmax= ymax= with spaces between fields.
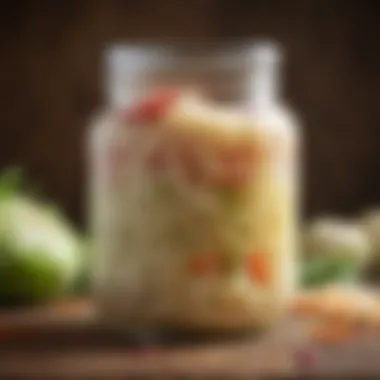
xmin=0 ymin=300 xmax=298 ymax=378
xmin=1 ymin=299 xmax=380 ymax=378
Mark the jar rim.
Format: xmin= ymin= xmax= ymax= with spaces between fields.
xmin=105 ymin=39 xmax=283 ymax=64
xmin=105 ymin=40 xmax=284 ymax=108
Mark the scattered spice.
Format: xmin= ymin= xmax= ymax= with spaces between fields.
xmin=293 ymin=287 xmax=380 ymax=346
xmin=294 ymin=346 xmax=317 ymax=370
xmin=310 ymin=321 xmax=353 ymax=346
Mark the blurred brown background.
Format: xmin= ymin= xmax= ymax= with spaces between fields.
xmin=0 ymin=0 xmax=379 ymax=227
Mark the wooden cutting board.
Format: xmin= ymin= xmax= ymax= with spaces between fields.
xmin=1 ymin=298 xmax=380 ymax=378
xmin=0 ymin=299 xmax=299 ymax=378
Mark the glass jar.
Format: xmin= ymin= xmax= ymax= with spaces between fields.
xmin=88 ymin=42 xmax=300 ymax=335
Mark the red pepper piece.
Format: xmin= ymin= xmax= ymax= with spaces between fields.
xmin=126 ymin=87 xmax=180 ymax=124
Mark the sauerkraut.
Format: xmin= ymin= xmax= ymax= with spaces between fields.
xmin=90 ymin=86 xmax=299 ymax=331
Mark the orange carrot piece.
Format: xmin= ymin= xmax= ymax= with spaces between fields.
xmin=247 ymin=253 xmax=270 ymax=284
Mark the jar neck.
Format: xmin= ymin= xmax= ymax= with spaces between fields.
xmin=105 ymin=43 xmax=283 ymax=110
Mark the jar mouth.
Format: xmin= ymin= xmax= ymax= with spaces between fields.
xmin=106 ymin=38 xmax=283 ymax=53
xmin=105 ymin=40 xmax=283 ymax=107
xmin=106 ymin=39 xmax=282 ymax=68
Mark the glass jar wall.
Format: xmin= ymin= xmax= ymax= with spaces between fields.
xmin=88 ymin=42 xmax=300 ymax=334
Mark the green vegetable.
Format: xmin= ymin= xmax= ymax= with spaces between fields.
xmin=301 ymin=256 xmax=362 ymax=289
xmin=0 ymin=167 xmax=23 ymax=199
xmin=72 ymin=240 xmax=92 ymax=295
xmin=301 ymin=217 xmax=370 ymax=289
xmin=304 ymin=217 xmax=370 ymax=263
xmin=0 ymin=168 xmax=82 ymax=304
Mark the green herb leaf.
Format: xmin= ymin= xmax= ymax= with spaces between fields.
xmin=300 ymin=255 xmax=362 ymax=289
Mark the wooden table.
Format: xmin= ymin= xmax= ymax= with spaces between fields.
xmin=0 ymin=300 xmax=300 ymax=378
xmin=0 ymin=299 xmax=379 ymax=378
